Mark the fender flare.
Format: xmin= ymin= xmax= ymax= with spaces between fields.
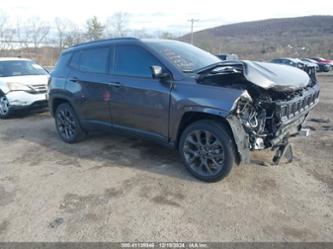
xmin=49 ymin=92 xmax=77 ymax=116
xmin=179 ymin=106 xmax=251 ymax=163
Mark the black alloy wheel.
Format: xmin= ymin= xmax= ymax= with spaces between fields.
xmin=55 ymin=103 xmax=85 ymax=143
xmin=179 ymin=120 xmax=235 ymax=182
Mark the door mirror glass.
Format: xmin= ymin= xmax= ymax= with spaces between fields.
xmin=151 ymin=65 xmax=162 ymax=77
xmin=151 ymin=65 xmax=170 ymax=80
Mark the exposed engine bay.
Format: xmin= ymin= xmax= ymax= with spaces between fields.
xmin=196 ymin=60 xmax=320 ymax=162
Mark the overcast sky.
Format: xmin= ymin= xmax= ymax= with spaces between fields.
xmin=1 ymin=0 xmax=333 ymax=34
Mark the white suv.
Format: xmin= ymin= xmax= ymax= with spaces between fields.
xmin=0 ymin=58 xmax=49 ymax=118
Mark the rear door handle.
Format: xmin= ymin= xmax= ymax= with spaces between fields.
xmin=109 ymin=82 xmax=121 ymax=87
xmin=69 ymin=77 xmax=79 ymax=83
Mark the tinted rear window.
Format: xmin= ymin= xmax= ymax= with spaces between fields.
xmin=52 ymin=52 xmax=72 ymax=77
xmin=79 ymin=47 xmax=109 ymax=74
xmin=69 ymin=52 xmax=80 ymax=69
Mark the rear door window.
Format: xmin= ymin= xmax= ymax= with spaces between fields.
xmin=79 ymin=47 xmax=109 ymax=74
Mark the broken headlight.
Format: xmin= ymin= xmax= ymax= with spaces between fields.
xmin=236 ymin=91 xmax=266 ymax=137
xmin=6 ymin=82 xmax=33 ymax=92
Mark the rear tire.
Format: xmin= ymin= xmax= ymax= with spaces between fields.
xmin=55 ymin=103 xmax=86 ymax=143
xmin=179 ymin=120 xmax=235 ymax=182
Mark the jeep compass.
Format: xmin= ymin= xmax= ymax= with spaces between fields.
xmin=49 ymin=38 xmax=319 ymax=182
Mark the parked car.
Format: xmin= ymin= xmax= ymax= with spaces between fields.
xmin=311 ymin=57 xmax=333 ymax=70
xmin=49 ymin=38 xmax=319 ymax=182
xmin=302 ymin=58 xmax=331 ymax=72
xmin=216 ymin=53 xmax=239 ymax=61
xmin=271 ymin=58 xmax=317 ymax=84
xmin=0 ymin=58 xmax=49 ymax=118
xmin=271 ymin=58 xmax=319 ymax=71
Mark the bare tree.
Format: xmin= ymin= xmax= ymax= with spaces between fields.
xmin=105 ymin=12 xmax=129 ymax=37
xmin=157 ymin=31 xmax=176 ymax=39
xmin=63 ymin=26 xmax=85 ymax=47
xmin=129 ymin=29 xmax=152 ymax=39
xmin=17 ymin=17 xmax=50 ymax=49
xmin=55 ymin=17 xmax=81 ymax=51
xmin=29 ymin=17 xmax=50 ymax=48
xmin=15 ymin=19 xmax=28 ymax=48
xmin=0 ymin=13 xmax=16 ymax=51
xmin=0 ymin=13 xmax=8 ymax=44
xmin=55 ymin=17 xmax=69 ymax=50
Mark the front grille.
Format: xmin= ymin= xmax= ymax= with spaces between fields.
xmin=29 ymin=84 xmax=48 ymax=93
xmin=277 ymin=85 xmax=320 ymax=122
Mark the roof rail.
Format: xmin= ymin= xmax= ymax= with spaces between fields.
xmin=72 ymin=37 xmax=139 ymax=48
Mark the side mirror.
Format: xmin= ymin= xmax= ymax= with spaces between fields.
xmin=297 ymin=63 xmax=304 ymax=68
xmin=151 ymin=65 xmax=171 ymax=80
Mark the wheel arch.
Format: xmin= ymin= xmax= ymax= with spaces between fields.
xmin=50 ymin=95 xmax=75 ymax=117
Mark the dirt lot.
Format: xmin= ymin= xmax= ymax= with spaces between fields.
xmin=0 ymin=73 xmax=332 ymax=242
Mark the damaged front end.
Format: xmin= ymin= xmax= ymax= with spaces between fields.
xmin=197 ymin=60 xmax=320 ymax=163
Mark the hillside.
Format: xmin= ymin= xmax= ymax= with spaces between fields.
xmin=180 ymin=16 xmax=333 ymax=60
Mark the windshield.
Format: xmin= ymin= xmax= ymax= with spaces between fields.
xmin=0 ymin=60 xmax=48 ymax=77
xmin=292 ymin=58 xmax=303 ymax=63
xmin=304 ymin=59 xmax=316 ymax=63
xmin=144 ymin=40 xmax=220 ymax=72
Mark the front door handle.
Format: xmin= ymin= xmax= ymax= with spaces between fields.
xmin=109 ymin=82 xmax=121 ymax=87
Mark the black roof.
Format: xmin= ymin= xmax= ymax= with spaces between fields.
xmin=64 ymin=37 xmax=140 ymax=53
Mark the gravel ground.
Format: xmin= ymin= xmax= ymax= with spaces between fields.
xmin=0 ymin=73 xmax=332 ymax=242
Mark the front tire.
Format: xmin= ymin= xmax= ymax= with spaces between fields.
xmin=179 ymin=120 xmax=235 ymax=182
xmin=55 ymin=103 xmax=86 ymax=143
xmin=0 ymin=94 xmax=12 ymax=119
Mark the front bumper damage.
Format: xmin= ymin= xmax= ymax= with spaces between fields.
xmin=226 ymin=83 xmax=320 ymax=164
xmin=5 ymin=91 xmax=48 ymax=111
xmin=226 ymin=115 xmax=251 ymax=163
xmin=196 ymin=60 xmax=320 ymax=164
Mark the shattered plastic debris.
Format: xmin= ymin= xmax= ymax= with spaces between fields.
xmin=49 ymin=217 xmax=64 ymax=228
xmin=309 ymin=118 xmax=330 ymax=123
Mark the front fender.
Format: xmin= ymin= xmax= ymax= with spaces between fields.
xmin=0 ymin=82 xmax=10 ymax=95
xmin=169 ymin=83 xmax=247 ymax=141
xmin=169 ymin=83 xmax=251 ymax=163
xmin=183 ymin=106 xmax=231 ymax=117
xmin=173 ymin=107 xmax=250 ymax=164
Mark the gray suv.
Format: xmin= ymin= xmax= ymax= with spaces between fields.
xmin=49 ymin=38 xmax=319 ymax=182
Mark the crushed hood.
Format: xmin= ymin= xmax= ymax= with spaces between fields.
xmin=242 ymin=60 xmax=311 ymax=92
